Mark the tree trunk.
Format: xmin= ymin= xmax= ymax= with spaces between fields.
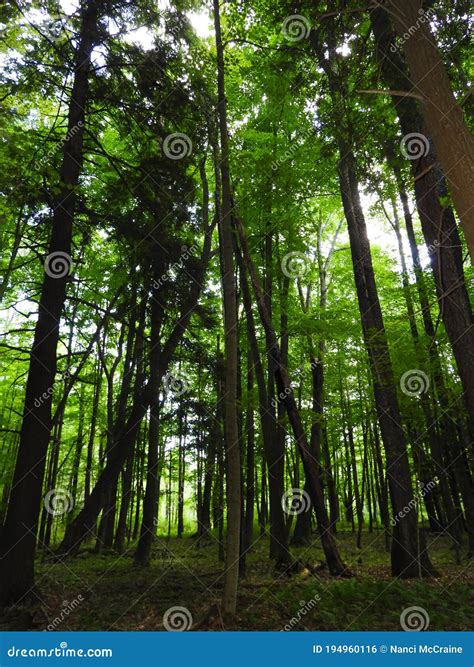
xmin=371 ymin=6 xmax=474 ymax=436
xmin=233 ymin=215 xmax=348 ymax=576
xmin=0 ymin=0 xmax=98 ymax=604
xmin=198 ymin=433 xmax=216 ymax=541
xmin=243 ymin=352 xmax=255 ymax=555
xmin=113 ymin=299 xmax=146 ymax=553
xmin=177 ymin=407 xmax=185 ymax=539
xmin=390 ymin=0 xmax=474 ymax=260
xmin=214 ymin=0 xmax=241 ymax=617
xmin=85 ymin=356 xmax=101 ymax=503
xmin=309 ymin=23 xmax=436 ymax=577
xmin=69 ymin=385 xmax=85 ymax=515
xmin=235 ymin=243 xmax=291 ymax=564
xmin=134 ymin=292 xmax=165 ymax=565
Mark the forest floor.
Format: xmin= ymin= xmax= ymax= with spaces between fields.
xmin=1 ymin=531 xmax=473 ymax=631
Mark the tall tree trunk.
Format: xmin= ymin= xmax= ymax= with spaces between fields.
xmin=293 ymin=215 xmax=342 ymax=542
xmin=322 ymin=430 xmax=339 ymax=531
xmin=135 ymin=287 xmax=163 ymax=566
xmin=85 ymin=355 xmax=101 ymax=503
xmin=390 ymin=0 xmax=474 ymax=260
xmin=374 ymin=11 xmax=474 ymax=550
xmin=113 ymin=300 xmax=146 ymax=554
xmin=0 ymin=0 xmax=98 ymax=604
xmin=310 ymin=24 xmax=436 ymax=577
xmin=371 ymin=7 xmax=474 ymax=436
xmin=346 ymin=395 xmax=363 ymax=546
xmin=69 ymin=385 xmax=85 ymax=516
xmin=42 ymin=418 xmax=64 ymax=549
xmin=215 ymin=348 xmax=226 ymax=563
xmin=198 ymin=433 xmax=217 ymax=541
xmin=243 ymin=352 xmax=255 ymax=556
xmin=384 ymin=196 xmax=461 ymax=548
xmin=214 ymin=0 xmax=241 ymax=617
xmin=177 ymin=407 xmax=185 ymax=539
xmin=338 ymin=150 xmax=435 ymax=576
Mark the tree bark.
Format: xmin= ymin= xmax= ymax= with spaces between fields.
xmin=371 ymin=6 xmax=474 ymax=436
xmin=0 ymin=0 xmax=98 ymax=604
xmin=390 ymin=0 xmax=474 ymax=260
xmin=214 ymin=0 xmax=242 ymax=617
xmin=134 ymin=289 xmax=163 ymax=566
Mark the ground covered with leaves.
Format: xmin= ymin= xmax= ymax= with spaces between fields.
xmin=1 ymin=531 xmax=472 ymax=632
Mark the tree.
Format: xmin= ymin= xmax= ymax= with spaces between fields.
xmin=213 ymin=0 xmax=241 ymax=618
xmin=390 ymin=0 xmax=474 ymax=261
xmin=0 ymin=0 xmax=100 ymax=604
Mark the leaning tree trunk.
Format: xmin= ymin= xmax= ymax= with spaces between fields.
xmin=374 ymin=18 xmax=474 ymax=548
xmin=371 ymin=6 xmax=474 ymax=436
xmin=389 ymin=0 xmax=474 ymax=261
xmin=234 ymin=215 xmax=348 ymax=576
xmin=0 ymin=0 xmax=98 ymax=605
